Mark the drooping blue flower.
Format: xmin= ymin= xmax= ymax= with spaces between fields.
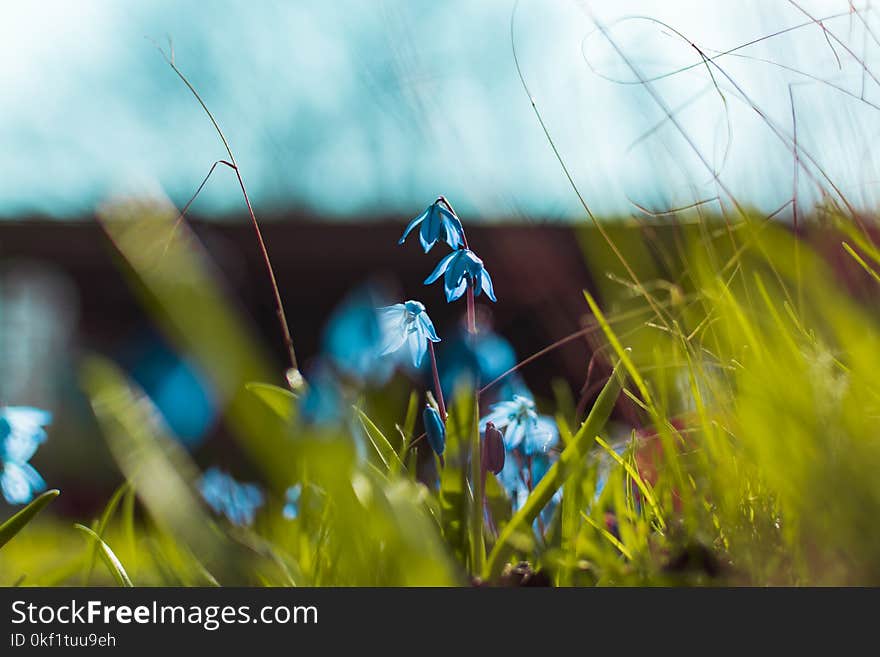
xmin=479 ymin=395 xmax=558 ymax=456
xmin=425 ymin=248 xmax=496 ymax=303
xmin=199 ymin=467 xmax=264 ymax=527
xmin=283 ymin=484 xmax=302 ymax=520
xmin=422 ymin=405 xmax=446 ymax=456
xmin=399 ymin=199 xmax=465 ymax=252
xmin=322 ymin=287 xmax=392 ymax=384
xmin=378 ymin=300 xmax=440 ymax=368
xmin=0 ymin=407 xmax=51 ymax=505
xmin=440 ymin=329 xmax=526 ymax=402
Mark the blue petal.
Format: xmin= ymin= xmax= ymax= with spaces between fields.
xmin=399 ymin=209 xmax=427 ymax=245
xmin=418 ymin=216 xmax=435 ymax=252
xmin=378 ymin=306 xmax=408 ymax=355
xmin=1 ymin=462 xmax=45 ymax=505
xmin=0 ymin=407 xmax=50 ymax=464
xmin=439 ymin=208 xmax=464 ymax=249
xmin=445 ymin=275 xmax=468 ymax=302
xmin=479 ymin=402 xmax=517 ymax=431
xmin=497 ymin=455 xmax=522 ymax=491
xmin=407 ymin=328 xmax=426 ymax=368
xmin=417 ymin=313 xmax=440 ymax=342
xmin=449 ymin=251 xmax=470 ymax=285
xmin=479 ymin=268 xmax=497 ymax=302
xmin=4 ymin=407 xmax=52 ymax=428
xmin=424 ymin=251 xmax=457 ymax=285
xmin=522 ymin=416 xmax=558 ymax=455
xmin=504 ymin=421 xmax=526 ymax=450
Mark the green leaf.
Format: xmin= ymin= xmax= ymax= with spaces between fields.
xmin=483 ymin=362 xmax=624 ymax=580
xmin=86 ymin=482 xmax=131 ymax=583
xmin=0 ymin=489 xmax=60 ymax=550
xmin=245 ymin=382 xmax=296 ymax=421
xmin=75 ymin=524 xmax=133 ymax=587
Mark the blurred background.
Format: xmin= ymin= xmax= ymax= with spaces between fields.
xmin=1 ymin=0 xmax=877 ymax=517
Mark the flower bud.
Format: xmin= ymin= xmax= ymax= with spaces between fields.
xmin=482 ymin=421 xmax=505 ymax=475
xmin=423 ymin=405 xmax=446 ymax=456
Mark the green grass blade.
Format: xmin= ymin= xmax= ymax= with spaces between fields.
xmin=75 ymin=524 xmax=133 ymax=587
xmin=594 ymin=435 xmax=665 ymax=530
xmin=581 ymin=511 xmax=633 ymax=560
xmin=0 ymin=489 xmax=60 ymax=550
xmin=86 ymin=482 xmax=131 ymax=583
xmin=483 ymin=363 xmax=624 ymax=580
xmin=121 ymin=485 xmax=137 ymax=571
xmin=584 ymin=290 xmax=654 ymax=411
xmin=842 ymin=242 xmax=880 ymax=285
xmin=355 ymin=407 xmax=405 ymax=472
xmin=397 ymin=390 xmax=420 ymax=472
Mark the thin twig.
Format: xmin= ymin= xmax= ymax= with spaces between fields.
xmin=154 ymin=42 xmax=300 ymax=374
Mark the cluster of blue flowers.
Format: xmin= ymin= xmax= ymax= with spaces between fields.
xmin=197 ymin=197 xmax=508 ymax=523
xmin=480 ymin=394 xmax=560 ymax=516
xmin=396 ymin=198 xmax=500 ymax=458
xmin=0 ymin=407 xmax=52 ymax=505
xmin=403 ymin=198 xmax=496 ymax=303
xmin=480 ymin=395 xmax=558 ymax=456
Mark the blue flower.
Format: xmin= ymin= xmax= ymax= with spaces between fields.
xmin=322 ymin=287 xmax=392 ymax=384
xmin=422 ymin=405 xmax=446 ymax=456
xmin=378 ymin=300 xmax=440 ymax=368
xmin=199 ymin=467 xmax=264 ymax=527
xmin=0 ymin=407 xmax=51 ymax=505
xmin=283 ymin=484 xmax=302 ymax=520
xmin=399 ymin=199 xmax=465 ymax=252
xmin=479 ymin=395 xmax=558 ymax=456
xmin=440 ymin=329 xmax=524 ymax=402
xmin=496 ymin=452 xmax=560 ymax=526
xmin=425 ymin=249 xmax=496 ymax=303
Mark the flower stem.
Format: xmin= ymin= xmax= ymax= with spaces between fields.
xmin=427 ymin=340 xmax=446 ymax=422
xmin=466 ymin=279 xmax=485 ymax=571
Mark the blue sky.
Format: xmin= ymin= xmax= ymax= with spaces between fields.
xmin=1 ymin=0 xmax=877 ymax=221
